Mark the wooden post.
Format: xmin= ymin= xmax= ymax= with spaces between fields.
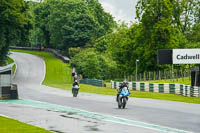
xmin=189 ymin=65 xmax=191 ymax=80
xmin=159 ymin=71 xmax=160 ymax=80
xmin=182 ymin=70 xmax=184 ymax=82
xmin=164 ymin=70 xmax=165 ymax=80
xmin=148 ymin=72 xmax=150 ymax=81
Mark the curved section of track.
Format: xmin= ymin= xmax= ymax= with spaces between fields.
xmin=0 ymin=52 xmax=199 ymax=133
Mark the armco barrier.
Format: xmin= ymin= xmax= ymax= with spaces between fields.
xmin=140 ymin=83 xmax=145 ymax=91
xmin=80 ymin=78 xmax=104 ymax=87
xmin=45 ymin=48 xmax=70 ymax=63
xmin=169 ymin=84 xmax=175 ymax=94
xmin=9 ymin=46 xmax=41 ymax=51
xmin=132 ymin=82 xmax=136 ymax=90
xmin=149 ymin=83 xmax=154 ymax=92
xmin=159 ymin=84 xmax=164 ymax=93
xmin=110 ymin=81 xmax=200 ymax=97
xmin=10 ymin=46 xmax=70 ymax=63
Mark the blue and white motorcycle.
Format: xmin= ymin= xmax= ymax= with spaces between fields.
xmin=117 ymin=87 xmax=130 ymax=109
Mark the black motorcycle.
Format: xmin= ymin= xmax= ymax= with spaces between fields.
xmin=72 ymin=84 xmax=80 ymax=97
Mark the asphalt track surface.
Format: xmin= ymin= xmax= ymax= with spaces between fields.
xmin=0 ymin=52 xmax=200 ymax=133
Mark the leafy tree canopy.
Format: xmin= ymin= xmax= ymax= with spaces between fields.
xmin=0 ymin=0 xmax=30 ymax=65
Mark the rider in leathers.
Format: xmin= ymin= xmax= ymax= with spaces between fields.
xmin=116 ymin=81 xmax=129 ymax=101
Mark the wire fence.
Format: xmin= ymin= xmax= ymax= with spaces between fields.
xmin=124 ymin=69 xmax=191 ymax=82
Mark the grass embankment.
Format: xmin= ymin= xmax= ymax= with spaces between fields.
xmin=143 ymin=77 xmax=190 ymax=85
xmin=7 ymin=56 xmax=16 ymax=75
xmin=11 ymin=49 xmax=200 ymax=104
xmin=11 ymin=49 xmax=73 ymax=89
xmin=0 ymin=116 xmax=51 ymax=133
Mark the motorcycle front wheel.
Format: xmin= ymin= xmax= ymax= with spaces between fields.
xmin=73 ymin=89 xmax=78 ymax=97
xmin=118 ymin=97 xmax=121 ymax=109
xmin=122 ymin=97 xmax=127 ymax=109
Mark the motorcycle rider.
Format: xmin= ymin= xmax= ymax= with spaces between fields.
xmin=116 ymin=80 xmax=129 ymax=102
xmin=73 ymin=72 xmax=78 ymax=82
xmin=73 ymin=80 xmax=79 ymax=86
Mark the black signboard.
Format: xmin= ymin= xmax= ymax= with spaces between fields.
xmin=157 ymin=49 xmax=172 ymax=64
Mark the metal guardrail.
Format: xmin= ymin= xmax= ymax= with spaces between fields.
xmin=80 ymin=78 xmax=104 ymax=87
xmin=10 ymin=46 xmax=70 ymax=63
xmin=111 ymin=81 xmax=200 ymax=97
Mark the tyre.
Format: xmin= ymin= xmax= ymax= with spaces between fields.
xmin=122 ymin=97 xmax=126 ymax=109
xmin=74 ymin=89 xmax=77 ymax=97
xmin=72 ymin=89 xmax=76 ymax=97
xmin=118 ymin=97 xmax=121 ymax=109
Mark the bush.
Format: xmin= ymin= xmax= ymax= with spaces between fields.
xmin=70 ymin=48 xmax=117 ymax=80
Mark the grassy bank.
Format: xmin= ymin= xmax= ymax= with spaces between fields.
xmin=10 ymin=49 xmax=200 ymax=104
xmin=7 ymin=56 xmax=16 ymax=75
xmin=0 ymin=116 xmax=51 ymax=133
xmin=11 ymin=49 xmax=72 ymax=89
xmin=143 ymin=77 xmax=191 ymax=85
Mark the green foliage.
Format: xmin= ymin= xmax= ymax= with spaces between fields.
xmin=135 ymin=0 xmax=182 ymax=71
xmin=94 ymin=0 xmax=198 ymax=77
xmin=84 ymin=0 xmax=116 ymax=36
xmin=68 ymin=47 xmax=82 ymax=58
xmin=0 ymin=0 xmax=32 ymax=66
xmin=33 ymin=0 xmax=115 ymax=54
xmin=104 ymin=23 xmax=137 ymax=75
xmin=70 ymin=48 xmax=117 ymax=79
xmin=187 ymin=24 xmax=200 ymax=43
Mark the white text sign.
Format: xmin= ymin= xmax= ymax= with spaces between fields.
xmin=173 ymin=49 xmax=200 ymax=64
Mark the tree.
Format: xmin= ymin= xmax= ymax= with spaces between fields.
xmin=0 ymin=0 xmax=27 ymax=65
xmin=95 ymin=23 xmax=137 ymax=76
xmin=135 ymin=0 xmax=184 ymax=71
xmin=34 ymin=0 xmax=115 ymax=55
xmin=173 ymin=0 xmax=197 ymax=34
xmin=84 ymin=0 xmax=116 ymax=37
xmin=70 ymin=48 xmax=117 ymax=79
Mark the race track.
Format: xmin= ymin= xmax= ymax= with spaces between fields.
xmin=0 ymin=52 xmax=199 ymax=133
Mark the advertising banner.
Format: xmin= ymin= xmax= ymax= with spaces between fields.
xmin=173 ymin=49 xmax=200 ymax=64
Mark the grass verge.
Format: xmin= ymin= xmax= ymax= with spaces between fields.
xmin=11 ymin=49 xmax=73 ymax=88
xmin=10 ymin=49 xmax=200 ymax=104
xmin=7 ymin=56 xmax=16 ymax=75
xmin=0 ymin=116 xmax=51 ymax=133
xmin=143 ymin=77 xmax=191 ymax=85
